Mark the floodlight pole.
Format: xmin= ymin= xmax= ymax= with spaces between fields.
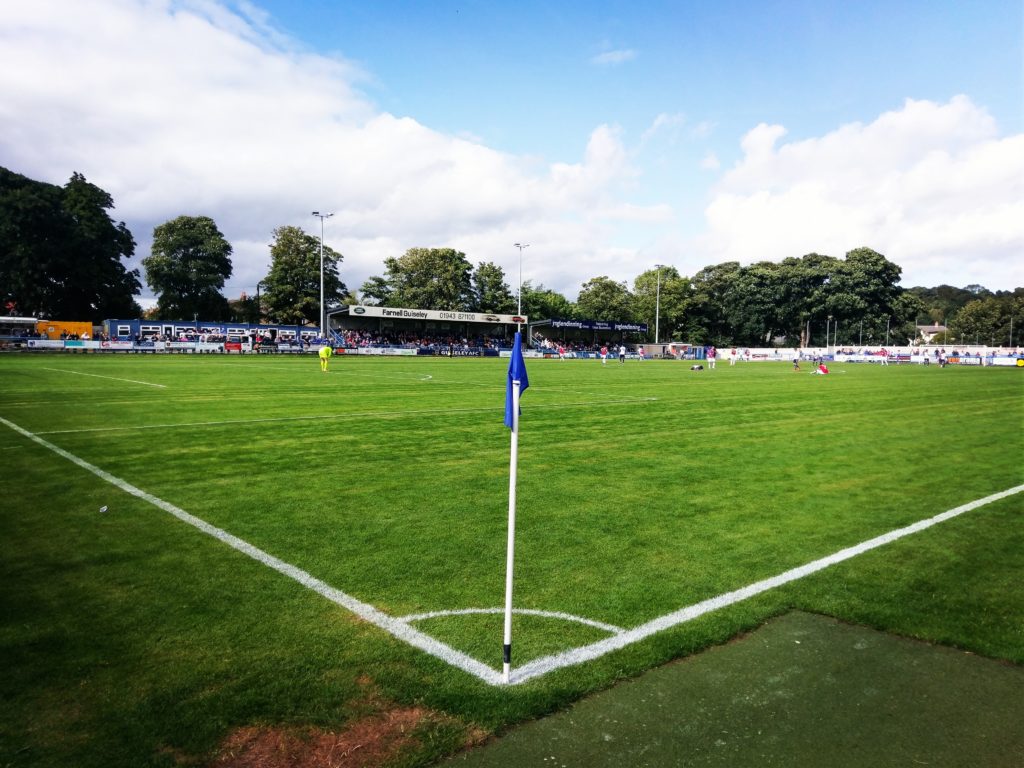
xmin=654 ymin=264 xmax=663 ymax=345
xmin=312 ymin=211 xmax=333 ymax=340
xmin=514 ymin=243 xmax=529 ymax=332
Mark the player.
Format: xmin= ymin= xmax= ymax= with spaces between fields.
xmin=600 ymin=345 xmax=608 ymax=365
xmin=318 ymin=344 xmax=333 ymax=372
xmin=618 ymin=344 xmax=626 ymax=363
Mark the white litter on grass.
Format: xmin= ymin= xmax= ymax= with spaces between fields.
xmin=99 ymin=506 xmax=108 ymax=513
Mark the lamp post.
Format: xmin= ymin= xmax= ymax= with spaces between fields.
xmin=654 ymin=264 xmax=663 ymax=345
xmin=513 ymin=243 xmax=529 ymax=332
xmin=255 ymin=280 xmax=264 ymax=325
xmin=826 ymin=315 xmax=832 ymax=355
xmin=312 ymin=211 xmax=333 ymax=340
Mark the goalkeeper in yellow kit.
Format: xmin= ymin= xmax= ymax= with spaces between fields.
xmin=318 ymin=344 xmax=332 ymax=372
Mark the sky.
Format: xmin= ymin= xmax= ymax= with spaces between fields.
xmin=1 ymin=0 xmax=1021 ymax=307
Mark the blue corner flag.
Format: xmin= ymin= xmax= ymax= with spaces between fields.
xmin=504 ymin=332 xmax=529 ymax=429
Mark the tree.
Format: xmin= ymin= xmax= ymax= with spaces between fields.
xmin=519 ymin=281 xmax=575 ymax=320
xmin=261 ymin=225 xmax=346 ymax=328
xmin=685 ymin=261 xmax=742 ymax=344
xmin=907 ymin=284 xmax=987 ymax=327
xmin=576 ymin=276 xmax=634 ymax=321
xmin=0 ymin=167 xmax=141 ymax=321
xmin=365 ymin=248 xmax=473 ymax=310
xmin=143 ymin=216 xmax=233 ymax=320
xmin=891 ymin=291 xmax=925 ymax=345
xmin=358 ymin=276 xmax=392 ymax=306
xmin=632 ymin=266 xmax=689 ymax=342
xmin=951 ymin=298 xmax=1004 ymax=346
xmin=470 ymin=261 xmax=516 ymax=313
xmin=721 ymin=261 xmax=791 ymax=345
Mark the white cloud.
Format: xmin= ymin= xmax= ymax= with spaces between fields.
xmin=590 ymin=49 xmax=637 ymax=66
xmin=0 ymin=0 xmax=657 ymax=301
xmin=1 ymin=2 xmax=1019 ymax=313
xmin=640 ymin=112 xmax=686 ymax=144
xmin=700 ymin=152 xmax=720 ymax=171
xmin=700 ymin=96 xmax=1024 ymax=289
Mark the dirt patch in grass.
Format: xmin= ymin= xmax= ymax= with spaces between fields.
xmin=215 ymin=707 xmax=431 ymax=768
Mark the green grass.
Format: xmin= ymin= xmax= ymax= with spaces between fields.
xmin=1 ymin=353 xmax=1022 ymax=766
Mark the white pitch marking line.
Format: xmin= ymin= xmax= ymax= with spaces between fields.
xmin=33 ymin=398 xmax=659 ymax=435
xmin=508 ymin=483 xmax=1024 ymax=685
xmin=42 ymin=367 xmax=166 ymax=388
xmin=0 ymin=414 xmax=503 ymax=686
xmin=400 ymin=607 xmax=625 ymax=636
xmin=211 ymin=362 xmax=434 ymax=381
xmin=5 ymin=412 xmax=1017 ymax=688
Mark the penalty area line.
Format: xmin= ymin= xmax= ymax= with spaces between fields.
xmin=0 ymin=414 xmax=503 ymax=687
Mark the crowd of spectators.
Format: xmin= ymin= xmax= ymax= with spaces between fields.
xmin=0 ymin=327 xmax=44 ymax=338
xmin=336 ymin=329 xmax=507 ymax=351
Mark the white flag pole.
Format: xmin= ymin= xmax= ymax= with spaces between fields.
xmin=503 ymin=377 xmax=521 ymax=684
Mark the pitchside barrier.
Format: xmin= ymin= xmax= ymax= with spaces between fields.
xmin=7 ymin=338 xmax=1024 ymax=367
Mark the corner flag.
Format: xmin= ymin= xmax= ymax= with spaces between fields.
xmin=502 ymin=331 xmax=528 ymax=683
xmin=504 ymin=332 xmax=529 ymax=428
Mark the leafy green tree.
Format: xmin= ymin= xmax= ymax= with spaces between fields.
xmin=261 ymin=225 xmax=346 ymax=327
xmin=0 ymin=167 xmax=141 ymax=321
xmin=1001 ymin=293 xmax=1024 ymax=347
xmin=519 ymin=281 xmax=575 ymax=320
xmin=471 ymin=261 xmax=516 ymax=313
xmin=907 ymin=284 xmax=989 ymax=327
xmin=228 ymin=293 xmax=261 ymax=324
xmin=632 ymin=266 xmax=689 ymax=342
xmin=368 ymin=247 xmax=473 ymax=310
xmin=891 ymin=291 xmax=925 ymax=345
xmin=143 ymin=215 xmax=233 ymax=320
xmin=827 ymin=248 xmax=903 ymax=345
xmin=721 ymin=261 xmax=791 ymax=345
xmin=576 ymin=276 xmax=634 ymax=321
xmin=684 ymin=261 xmax=742 ymax=344
xmin=358 ymin=276 xmax=392 ymax=306
xmin=951 ymin=297 xmax=1004 ymax=346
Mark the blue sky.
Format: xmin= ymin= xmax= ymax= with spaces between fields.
xmin=1 ymin=0 xmax=1021 ymax=302
xmin=258 ymin=1 xmax=1019 ymax=154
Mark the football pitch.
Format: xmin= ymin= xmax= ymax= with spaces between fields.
xmin=2 ymin=353 xmax=1022 ymax=766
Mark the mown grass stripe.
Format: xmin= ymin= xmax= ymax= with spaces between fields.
xmin=0 ymin=414 xmax=503 ymax=686
xmin=511 ymin=484 xmax=1024 ymax=684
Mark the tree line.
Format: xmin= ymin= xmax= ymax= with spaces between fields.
xmin=2 ymin=166 xmax=1020 ymax=346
